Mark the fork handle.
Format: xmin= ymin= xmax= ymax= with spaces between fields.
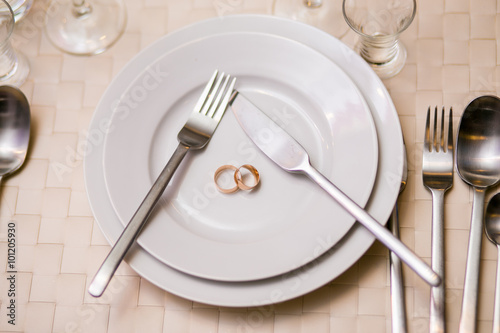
xmin=88 ymin=143 xmax=189 ymax=297
xmin=430 ymin=189 xmax=446 ymax=333
xmin=303 ymin=164 xmax=441 ymax=287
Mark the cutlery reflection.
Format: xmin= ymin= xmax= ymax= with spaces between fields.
xmin=88 ymin=70 xmax=236 ymax=297
xmin=230 ymin=91 xmax=440 ymax=287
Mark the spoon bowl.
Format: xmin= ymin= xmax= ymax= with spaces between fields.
xmin=456 ymin=96 xmax=500 ymax=187
xmin=456 ymin=95 xmax=500 ymax=333
xmin=0 ymin=85 xmax=30 ymax=182
xmin=485 ymin=192 xmax=500 ymax=333
xmin=486 ymin=193 xmax=500 ymax=244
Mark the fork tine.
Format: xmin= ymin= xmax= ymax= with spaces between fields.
xmin=213 ymin=77 xmax=237 ymax=123
xmin=424 ymin=106 xmax=431 ymax=152
xmin=447 ymin=107 xmax=453 ymax=151
xmin=193 ymin=70 xmax=218 ymax=113
xmin=433 ymin=106 xmax=438 ymax=152
xmin=440 ymin=106 xmax=445 ymax=152
xmin=207 ymin=74 xmax=230 ymax=118
xmin=200 ymin=72 xmax=225 ymax=116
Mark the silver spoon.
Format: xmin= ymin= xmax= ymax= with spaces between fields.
xmin=456 ymin=95 xmax=500 ymax=333
xmin=0 ymin=85 xmax=30 ymax=185
xmin=486 ymin=192 xmax=500 ymax=333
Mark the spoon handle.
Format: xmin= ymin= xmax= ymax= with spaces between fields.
xmin=494 ymin=246 xmax=500 ymax=333
xmin=459 ymin=188 xmax=485 ymax=333
xmin=303 ymin=164 xmax=441 ymax=287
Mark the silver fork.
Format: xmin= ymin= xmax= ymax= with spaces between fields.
xmin=88 ymin=70 xmax=236 ymax=297
xmin=423 ymin=106 xmax=454 ymax=333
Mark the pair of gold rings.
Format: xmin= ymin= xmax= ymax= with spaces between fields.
xmin=214 ymin=164 xmax=260 ymax=194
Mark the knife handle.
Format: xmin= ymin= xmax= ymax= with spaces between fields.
xmin=303 ymin=164 xmax=441 ymax=287
xmin=389 ymin=205 xmax=408 ymax=333
xmin=88 ymin=143 xmax=189 ymax=297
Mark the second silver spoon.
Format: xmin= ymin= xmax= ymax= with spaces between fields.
xmin=485 ymin=192 xmax=500 ymax=333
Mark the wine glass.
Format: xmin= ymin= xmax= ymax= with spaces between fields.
xmin=44 ymin=0 xmax=127 ymax=56
xmin=342 ymin=0 xmax=416 ymax=79
xmin=0 ymin=0 xmax=29 ymax=86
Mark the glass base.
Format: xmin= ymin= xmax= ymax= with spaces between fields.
xmin=0 ymin=51 xmax=29 ymax=87
xmin=44 ymin=0 xmax=127 ymax=56
xmin=303 ymin=0 xmax=322 ymax=7
xmin=273 ymin=0 xmax=349 ymax=38
xmin=356 ymin=42 xmax=407 ymax=80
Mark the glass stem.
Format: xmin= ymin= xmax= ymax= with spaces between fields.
xmin=72 ymin=0 xmax=92 ymax=17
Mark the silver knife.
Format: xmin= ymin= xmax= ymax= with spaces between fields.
xmin=229 ymin=91 xmax=440 ymax=287
xmin=388 ymin=143 xmax=408 ymax=333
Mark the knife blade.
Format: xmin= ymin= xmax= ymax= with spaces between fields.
xmin=229 ymin=91 xmax=440 ymax=287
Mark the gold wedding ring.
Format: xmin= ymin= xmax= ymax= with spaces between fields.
xmin=214 ymin=165 xmax=240 ymax=194
xmin=234 ymin=164 xmax=260 ymax=191
xmin=214 ymin=164 xmax=260 ymax=193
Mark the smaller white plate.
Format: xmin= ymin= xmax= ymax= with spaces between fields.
xmin=102 ymin=32 xmax=378 ymax=281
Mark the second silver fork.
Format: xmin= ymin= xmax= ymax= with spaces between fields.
xmin=423 ymin=106 xmax=454 ymax=333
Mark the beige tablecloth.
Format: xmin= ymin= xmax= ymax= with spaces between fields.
xmin=1 ymin=0 xmax=499 ymax=332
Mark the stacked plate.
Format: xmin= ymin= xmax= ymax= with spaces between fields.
xmin=85 ymin=15 xmax=404 ymax=307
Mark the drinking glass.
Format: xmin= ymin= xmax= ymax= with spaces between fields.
xmin=44 ymin=0 xmax=127 ymax=56
xmin=342 ymin=0 xmax=416 ymax=79
xmin=0 ymin=0 xmax=29 ymax=86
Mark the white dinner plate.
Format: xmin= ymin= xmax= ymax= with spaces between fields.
xmin=102 ymin=32 xmax=378 ymax=281
xmin=85 ymin=15 xmax=404 ymax=306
